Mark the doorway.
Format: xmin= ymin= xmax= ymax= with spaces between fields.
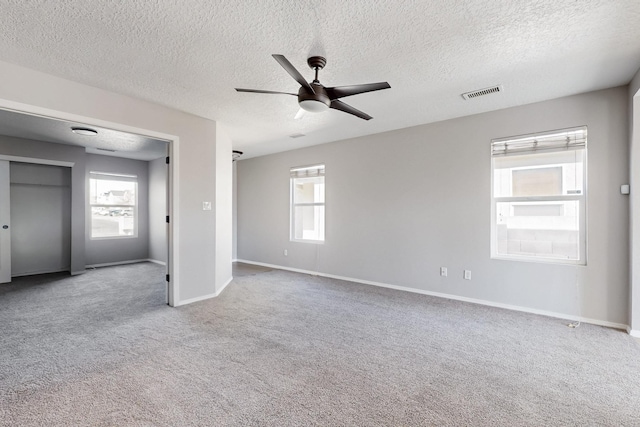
xmin=0 ymin=106 xmax=177 ymax=305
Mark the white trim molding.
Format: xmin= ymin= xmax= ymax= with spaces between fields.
xmin=237 ymin=259 xmax=628 ymax=332
xmin=86 ymin=259 xmax=151 ymax=269
xmin=174 ymin=276 xmax=234 ymax=307
xmin=627 ymin=327 xmax=640 ymax=338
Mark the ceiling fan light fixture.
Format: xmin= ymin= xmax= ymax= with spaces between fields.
xmin=299 ymin=99 xmax=330 ymax=113
xmin=71 ymin=127 xmax=98 ymax=136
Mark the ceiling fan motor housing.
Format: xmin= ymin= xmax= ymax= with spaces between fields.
xmin=298 ymin=83 xmax=330 ymax=112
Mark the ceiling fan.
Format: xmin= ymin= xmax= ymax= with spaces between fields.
xmin=235 ymin=54 xmax=391 ymax=120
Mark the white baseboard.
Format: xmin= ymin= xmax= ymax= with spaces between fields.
xmin=175 ymin=292 xmax=218 ymax=306
xmin=175 ymin=276 xmax=234 ymax=307
xmin=147 ymin=259 xmax=167 ymax=266
xmin=12 ymin=268 xmax=69 ymax=278
xmin=236 ymin=259 xmax=629 ymax=332
xmin=627 ymin=327 xmax=640 ymax=338
xmin=217 ymin=276 xmax=233 ymax=296
xmin=86 ymin=259 xmax=151 ymax=269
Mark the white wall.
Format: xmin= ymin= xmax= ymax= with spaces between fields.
xmin=628 ymin=68 xmax=640 ymax=333
xmin=215 ymin=125 xmax=233 ymax=292
xmin=0 ymin=60 xmax=231 ymax=304
xmin=237 ymin=86 xmax=629 ymax=326
xmin=149 ymin=157 xmax=167 ymax=263
xmin=85 ymin=154 xmax=149 ymax=265
xmin=232 ymin=161 xmax=238 ymax=261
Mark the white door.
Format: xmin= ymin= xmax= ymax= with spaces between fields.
xmin=0 ymin=160 xmax=11 ymax=283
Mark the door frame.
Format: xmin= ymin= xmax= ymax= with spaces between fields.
xmin=0 ymin=100 xmax=180 ymax=306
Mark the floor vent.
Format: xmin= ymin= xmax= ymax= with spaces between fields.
xmin=462 ymin=85 xmax=503 ymax=100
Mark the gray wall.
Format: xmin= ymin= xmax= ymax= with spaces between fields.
xmin=0 ymin=136 xmax=86 ymax=274
xmin=149 ymin=156 xmax=167 ymax=263
xmin=10 ymin=162 xmax=71 ymax=276
xmin=85 ymin=154 xmax=149 ymax=265
xmin=237 ymin=86 xmax=629 ymax=326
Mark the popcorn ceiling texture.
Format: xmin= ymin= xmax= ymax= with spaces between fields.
xmin=0 ymin=0 xmax=639 ymax=157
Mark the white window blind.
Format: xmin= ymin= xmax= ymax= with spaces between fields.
xmin=290 ymin=164 xmax=325 ymax=178
xmin=491 ymin=126 xmax=587 ymax=157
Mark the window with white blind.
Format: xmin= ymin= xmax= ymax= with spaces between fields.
xmin=491 ymin=127 xmax=587 ymax=264
xmin=290 ymin=164 xmax=325 ymax=243
xmin=89 ymin=172 xmax=138 ymax=238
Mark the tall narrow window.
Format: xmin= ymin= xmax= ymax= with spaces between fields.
xmin=89 ymin=172 xmax=138 ymax=238
xmin=290 ymin=164 xmax=325 ymax=243
xmin=491 ymin=127 xmax=587 ymax=264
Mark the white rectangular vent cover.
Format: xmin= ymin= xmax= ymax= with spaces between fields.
xmin=462 ymin=85 xmax=503 ymax=100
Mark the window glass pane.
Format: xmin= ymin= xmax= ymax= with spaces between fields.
xmin=90 ymin=179 xmax=136 ymax=206
xmin=293 ymin=177 xmax=324 ymax=203
xmin=495 ymin=201 xmax=579 ymax=260
xmin=91 ymin=206 xmax=135 ymax=238
xmin=494 ymin=150 xmax=584 ymax=198
xmin=293 ymin=205 xmax=325 ymax=241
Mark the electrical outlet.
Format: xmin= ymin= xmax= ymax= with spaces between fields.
xmin=284 ymin=249 xmax=288 ymax=256
xmin=440 ymin=267 xmax=447 ymax=277
xmin=464 ymin=270 xmax=471 ymax=280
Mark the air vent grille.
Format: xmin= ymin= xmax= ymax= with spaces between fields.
xmin=462 ymin=85 xmax=503 ymax=100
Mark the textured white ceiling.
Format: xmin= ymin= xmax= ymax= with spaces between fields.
xmin=0 ymin=0 xmax=639 ymax=159
xmin=0 ymin=109 xmax=168 ymax=161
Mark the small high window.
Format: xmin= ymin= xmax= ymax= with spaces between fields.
xmin=290 ymin=164 xmax=325 ymax=243
xmin=89 ymin=172 xmax=138 ymax=239
xmin=491 ymin=127 xmax=587 ymax=264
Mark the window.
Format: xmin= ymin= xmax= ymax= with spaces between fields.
xmin=491 ymin=127 xmax=587 ymax=264
xmin=290 ymin=164 xmax=325 ymax=242
xmin=89 ymin=172 xmax=138 ymax=238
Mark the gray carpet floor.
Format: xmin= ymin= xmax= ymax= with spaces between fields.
xmin=1 ymin=262 xmax=640 ymax=426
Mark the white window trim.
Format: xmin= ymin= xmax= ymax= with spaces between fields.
xmin=89 ymin=171 xmax=139 ymax=240
xmin=490 ymin=127 xmax=587 ymax=265
xmin=290 ymin=164 xmax=325 ymax=244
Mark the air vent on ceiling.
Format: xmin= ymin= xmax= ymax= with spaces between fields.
xmin=461 ymin=85 xmax=503 ymax=100
xmin=97 ymin=148 xmax=116 ymax=152
xmin=289 ymin=133 xmax=306 ymax=139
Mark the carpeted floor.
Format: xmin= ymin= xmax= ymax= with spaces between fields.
xmin=1 ymin=262 xmax=640 ymax=426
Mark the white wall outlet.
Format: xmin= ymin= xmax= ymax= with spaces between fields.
xmin=202 ymin=201 xmax=212 ymax=211
xmin=440 ymin=267 xmax=447 ymax=277
xmin=284 ymin=249 xmax=288 ymax=256
xmin=464 ymin=270 xmax=471 ymax=280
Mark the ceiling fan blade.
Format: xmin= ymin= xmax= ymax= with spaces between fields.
xmin=272 ymin=54 xmax=315 ymax=94
xmin=294 ymin=108 xmax=306 ymax=120
xmin=235 ymin=88 xmax=297 ymax=96
xmin=325 ymin=82 xmax=391 ymax=100
xmin=330 ymin=100 xmax=373 ymax=120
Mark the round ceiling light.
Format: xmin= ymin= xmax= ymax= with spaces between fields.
xmin=299 ymin=99 xmax=330 ymax=113
xmin=71 ymin=127 xmax=98 ymax=136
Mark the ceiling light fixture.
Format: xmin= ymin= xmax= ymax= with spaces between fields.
xmin=71 ymin=127 xmax=98 ymax=136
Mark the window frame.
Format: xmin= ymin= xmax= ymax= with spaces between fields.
xmin=490 ymin=127 xmax=587 ymax=265
xmin=89 ymin=171 xmax=139 ymax=240
xmin=290 ymin=164 xmax=325 ymax=244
